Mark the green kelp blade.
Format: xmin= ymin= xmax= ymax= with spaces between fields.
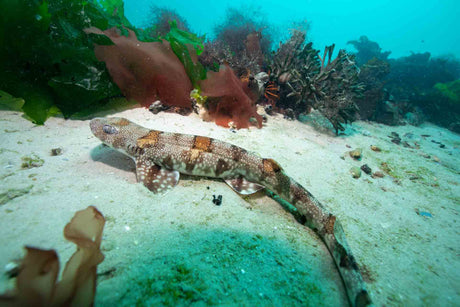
xmin=0 ymin=90 xmax=25 ymax=111
xmin=165 ymin=21 xmax=207 ymax=87
xmin=97 ymin=0 xmax=131 ymax=26
xmin=165 ymin=21 xmax=204 ymax=55
xmin=21 ymin=88 xmax=60 ymax=125
xmin=0 ymin=74 xmax=58 ymax=125
xmin=86 ymin=32 xmax=115 ymax=46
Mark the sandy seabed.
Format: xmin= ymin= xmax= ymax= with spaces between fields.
xmin=0 ymin=106 xmax=459 ymax=306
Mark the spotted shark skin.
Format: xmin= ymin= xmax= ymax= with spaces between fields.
xmin=90 ymin=117 xmax=372 ymax=307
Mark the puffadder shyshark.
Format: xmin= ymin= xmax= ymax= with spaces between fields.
xmin=90 ymin=117 xmax=372 ymax=307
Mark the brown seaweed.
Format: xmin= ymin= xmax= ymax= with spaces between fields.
xmin=0 ymin=206 xmax=105 ymax=307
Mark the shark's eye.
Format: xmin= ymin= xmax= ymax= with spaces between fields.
xmin=102 ymin=124 xmax=118 ymax=134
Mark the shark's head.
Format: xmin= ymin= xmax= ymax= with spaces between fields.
xmin=90 ymin=117 xmax=149 ymax=155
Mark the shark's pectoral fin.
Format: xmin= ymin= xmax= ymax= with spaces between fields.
xmin=225 ymin=177 xmax=265 ymax=195
xmin=136 ymin=159 xmax=180 ymax=193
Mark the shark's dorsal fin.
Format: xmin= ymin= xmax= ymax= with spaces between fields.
xmin=225 ymin=177 xmax=265 ymax=195
xmin=136 ymin=159 xmax=179 ymax=193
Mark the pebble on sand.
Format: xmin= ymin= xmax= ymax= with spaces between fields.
xmin=350 ymin=166 xmax=362 ymax=179
xmin=349 ymin=148 xmax=363 ymax=160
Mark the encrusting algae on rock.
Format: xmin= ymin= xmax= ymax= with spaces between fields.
xmin=20 ymin=153 xmax=44 ymax=169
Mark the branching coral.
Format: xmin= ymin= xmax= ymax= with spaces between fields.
xmin=269 ymin=30 xmax=363 ymax=133
xmin=269 ymin=31 xmax=320 ymax=113
xmin=0 ymin=206 xmax=105 ymax=306
xmin=312 ymin=45 xmax=363 ymax=132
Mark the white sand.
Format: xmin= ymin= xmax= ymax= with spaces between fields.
xmin=0 ymin=106 xmax=458 ymax=306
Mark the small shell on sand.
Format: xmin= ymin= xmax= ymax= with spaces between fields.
xmin=350 ymin=166 xmax=362 ymax=178
xmin=370 ymin=145 xmax=381 ymax=152
xmin=349 ymin=148 xmax=362 ymax=160
xmin=372 ymin=171 xmax=385 ymax=178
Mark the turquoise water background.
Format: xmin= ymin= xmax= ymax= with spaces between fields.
xmin=124 ymin=0 xmax=460 ymax=59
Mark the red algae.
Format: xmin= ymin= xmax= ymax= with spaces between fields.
xmin=200 ymin=65 xmax=262 ymax=129
xmin=85 ymin=27 xmax=193 ymax=109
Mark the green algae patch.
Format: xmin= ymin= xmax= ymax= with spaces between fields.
xmin=376 ymin=158 xmax=434 ymax=181
xmin=0 ymin=90 xmax=24 ymax=111
xmin=115 ymin=228 xmax=330 ymax=306
xmin=0 ymin=185 xmax=33 ymax=205
xmin=0 ymin=148 xmax=19 ymax=155
xmin=132 ymin=263 xmax=213 ymax=307
xmin=21 ymin=153 xmax=44 ymax=169
xmin=379 ymin=161 xmax=400 ymax=178
xmin=0 ymin=0 xmax=125 ymax=124
xmin=434 ymin=79 xmax=460 ymax=105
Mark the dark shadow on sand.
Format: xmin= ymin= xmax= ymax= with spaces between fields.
xmin=90 ymin=145 xmax=292 ymax=214
xmin=96 ymin=226 xmax=346 ymax=306
xmin=90 ymin=144 xmax=135 ymax=173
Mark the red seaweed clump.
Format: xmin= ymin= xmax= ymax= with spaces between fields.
xmin=200 ymin=65 xmax=263 ymax=129
xmin=85 ymin=27 xmax=193 ymax=109
xmin=86 ymin=27 xmax=263 ymax=129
